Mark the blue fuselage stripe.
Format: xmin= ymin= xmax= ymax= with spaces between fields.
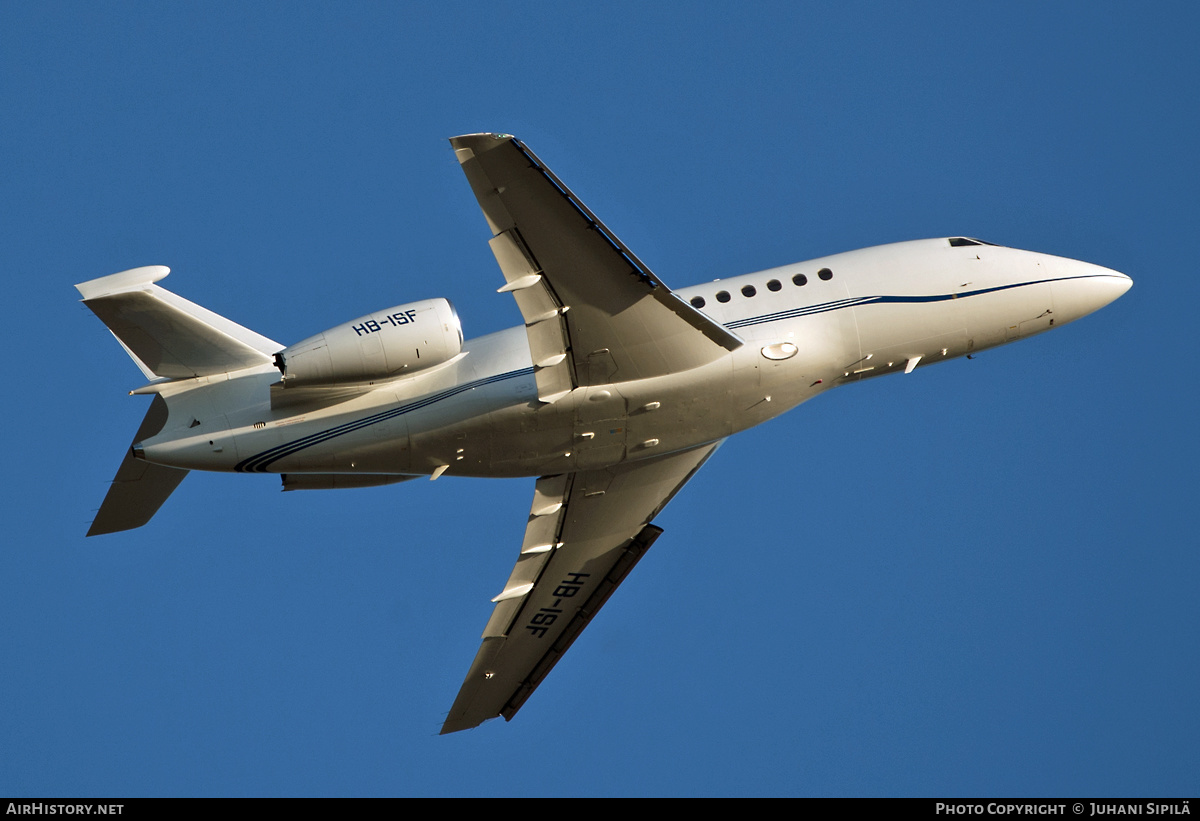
xmin=235 ymin=367 xmax=535 ymax=473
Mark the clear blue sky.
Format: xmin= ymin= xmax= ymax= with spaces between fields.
xmin=2 ymin=2 xmax=1195 ymax=797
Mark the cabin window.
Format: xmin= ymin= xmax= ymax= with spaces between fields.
xmin=792 ymin=274 xmax=808 ymax=286
xmin=690 ymin=296 xmax=706 ymax=309
xmin=767 ymin=279 xmax=782 ymax=291
xmin=818 ymin=268 xmax=833 ymax=281
xmin=741 ymin=285 xmax=756 ymax=297
xmin=716 ymin=290 xmax=731 ymax=303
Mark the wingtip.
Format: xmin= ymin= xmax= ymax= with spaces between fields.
xmin=438 ymin=721 xmax=468 ymax=735
xmin=448 ymin=132 xmax=515 ymax=163
xmin=440 ymin=713 xmax=501 ymax=735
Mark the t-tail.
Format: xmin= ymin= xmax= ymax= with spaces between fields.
xmin=76 ymin=266 xmax=281 ymax=536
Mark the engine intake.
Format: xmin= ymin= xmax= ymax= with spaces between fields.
xmin=275 ymin=298 xmax=463 ymax=387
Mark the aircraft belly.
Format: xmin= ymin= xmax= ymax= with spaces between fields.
xmin=434 ymin=356 xmax=740 ymax=477
xmin=609 ymin=357 xmax=736 ymax=460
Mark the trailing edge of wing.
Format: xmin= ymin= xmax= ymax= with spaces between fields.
xmin=76 ymin=266 xmax=281 ymax=379
xmin=450 ymin=133 xmax=742 ymax=389
xmin=441 ymin=440 xmax=724 ymax=734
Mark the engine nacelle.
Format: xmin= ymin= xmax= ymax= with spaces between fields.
xmin=274 ymin=298 xmax=463 ymax=387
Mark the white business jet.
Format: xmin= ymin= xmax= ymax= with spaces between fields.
xmin=77 ymin=133 xmax=1131 ymax=733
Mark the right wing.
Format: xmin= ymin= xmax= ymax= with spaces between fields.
xmin=441 ymin=440 xmax=723 ymax=733
xmin=450 ymin=133 xmax=741 ymax=403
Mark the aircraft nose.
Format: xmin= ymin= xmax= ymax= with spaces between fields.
xmin=1050 ymin=262 xmax=1132 ymax=325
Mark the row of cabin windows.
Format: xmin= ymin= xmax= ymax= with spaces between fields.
xmin=689 ymin=267 xmax=834 ymax=309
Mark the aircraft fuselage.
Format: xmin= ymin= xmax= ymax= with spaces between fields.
xmin=135 ymin=237 xmax=1130 ymax=481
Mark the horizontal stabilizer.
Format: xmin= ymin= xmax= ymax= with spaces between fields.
xmin=87 ymin=395 xmax=189 ymax=536
xmin=76 ymin=266 xmax=281 ymax=379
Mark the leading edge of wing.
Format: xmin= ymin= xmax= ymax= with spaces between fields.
xmin=449 ymin=133 xmax=742 ymax=389
xmin=440 ymin=440 xmax=724 ymax=734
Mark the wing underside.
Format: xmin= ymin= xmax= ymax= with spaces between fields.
xmin=450 ymin=133 xmax=741 ymax=401
xmin=442 ymin=440 xmax=723 ymax=733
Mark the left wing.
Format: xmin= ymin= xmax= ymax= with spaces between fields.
xmin=441 ymin=441 xmax=723 ymax=733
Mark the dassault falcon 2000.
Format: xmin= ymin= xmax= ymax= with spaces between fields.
xmin=78 ymin=133 xmax=1131 ymax=733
